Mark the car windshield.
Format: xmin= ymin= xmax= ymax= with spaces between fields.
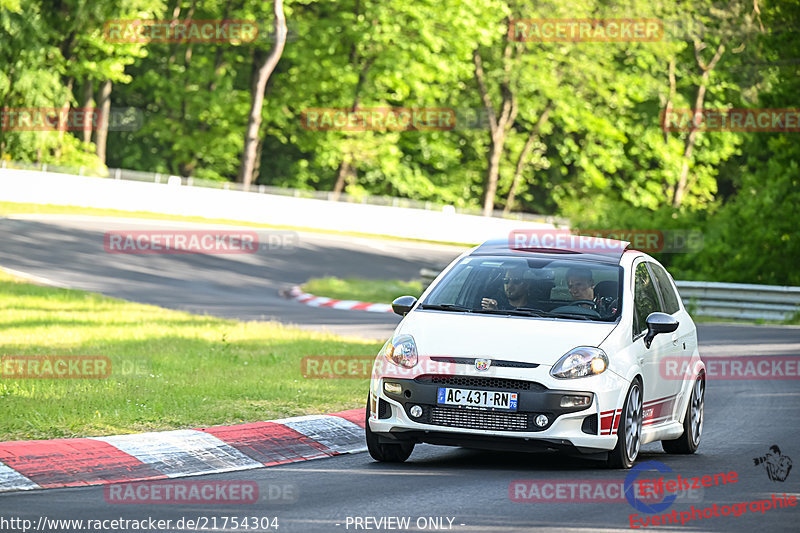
xmin=421 ymin=255 xmax=623 ymax=322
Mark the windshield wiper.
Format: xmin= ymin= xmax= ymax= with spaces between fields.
xmin=473 ymin=308 xmax=544 ymax=317
xmin=513 ymin=307 xmax=547 ymax=316
xmin=419 ymin=303 xmax=472 ymax=312
xmin=542 ymin=311 xmax=592 ymax=320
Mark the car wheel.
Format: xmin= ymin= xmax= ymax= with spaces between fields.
xmin=607 ymin=378 xmax=642 ymax=469
xmin=365 ymin=396 xmax=414 ymax=463
xmin=662 ymin=375 xmax=704 ymax=454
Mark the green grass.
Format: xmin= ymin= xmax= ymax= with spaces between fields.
xmin=0 ymin=272 xmax=382 ymax=441
xmin=302 ymin=277 xmax=423 ymax=304
xmin=0 ymin=201 xmax=475 ymax=248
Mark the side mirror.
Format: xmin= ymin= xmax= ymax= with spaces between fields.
xmin=644 ymin=312 xmax=679 ymax=349
xmin=391 ymin=295 xmax=418 ymax=316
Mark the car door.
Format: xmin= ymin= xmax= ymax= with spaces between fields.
xmin=632 ymin=260 xmax=675 ymax=428
xmin=648 ymin=262 xmax=693 ymax=420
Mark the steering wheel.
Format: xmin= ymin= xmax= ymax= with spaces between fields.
xmin=570 ymin=299 xmax=597 ymax=310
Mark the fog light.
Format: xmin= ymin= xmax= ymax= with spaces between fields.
xmin=384 ymin=382 xmax=402 ymax=394
xmin=535 ymin=414 xmax=549 ymax=427
xmin=409 ymin=405 xmax=423 ymax=418
xmin=560 ymin=394 xmax=592 ymax=408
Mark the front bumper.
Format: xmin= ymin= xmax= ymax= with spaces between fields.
xmin=369 ymin=364 xmax=627 ymax=454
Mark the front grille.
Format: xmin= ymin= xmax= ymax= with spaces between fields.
xmin=415 ymin=375 xmax=546 ymax=391
xmin=493 ymin=360 xmax=540 ymax=369
xmin=430 ymin=357 xmax=539 ymax=369
xmin=428 ymin=406 xmax=530 ymax=431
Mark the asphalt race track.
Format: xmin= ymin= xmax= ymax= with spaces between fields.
xmin=1 ymin=215 xmax=799 ymax=532
xmin=0 ymin=215 xmax=465 ymax=339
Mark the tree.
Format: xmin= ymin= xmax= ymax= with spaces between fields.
xmin=238 ymin=0 xmax=287 ymax=188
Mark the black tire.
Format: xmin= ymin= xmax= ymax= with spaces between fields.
xmin=365 ymin=396 xmax=414 ymax=463
xmin=662 ymin=375 xmax=704 ymax=454
xmin=607 ymin=378 xmax=643 ymax=469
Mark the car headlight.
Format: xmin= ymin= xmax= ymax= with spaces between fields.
xmin=550 ymin=347 xmax=608 ymax=379
xmin=384 ymin=334 xmax=418 ymax=368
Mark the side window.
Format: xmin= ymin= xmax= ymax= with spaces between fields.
xmin=649 ymin=263 xmax=681 ymax=315
xmin=428 ymin=265 xmax=472 ymax=304
xmin=633 ymin=262 xmax=662 ymax=336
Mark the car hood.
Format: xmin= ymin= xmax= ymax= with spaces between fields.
xmin=395 ymin=310 xmax=618 ymax=366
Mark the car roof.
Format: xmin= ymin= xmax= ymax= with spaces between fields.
xmin=471 ymin=237 xmax=630 ymax=265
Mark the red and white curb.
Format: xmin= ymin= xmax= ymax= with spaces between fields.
xmin=0 ymin=408 xmax=365 ymax=493
xmin=286 ymin=286 xmax=393 ymax=313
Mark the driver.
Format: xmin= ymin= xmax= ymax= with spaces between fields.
xmin=566 ymin=267 xmax=595 ymax=307
xmin=481 ymin=265 xmax=530 ymax=310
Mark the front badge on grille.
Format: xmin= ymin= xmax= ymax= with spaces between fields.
xmin=475 ymin=358 xmax=492 ymax=371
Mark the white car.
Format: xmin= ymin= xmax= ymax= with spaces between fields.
xmin=366 ymin=237 xmax=705 ymax=468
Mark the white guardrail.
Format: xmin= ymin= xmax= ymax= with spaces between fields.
xmin=0 ymin=160 xmax=566 ymax=224
xmin=0 ymin=167 xmax=557 ymax=244
xmin=674 ymin=281 xmax=800 ymax=322
xmin=420 ymin=270 xmax=800 ymax=322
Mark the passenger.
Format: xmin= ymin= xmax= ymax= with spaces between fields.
xmin=481 ymin=266 xmax=531 ymax=310
xmin=566 ymin=267 xmax=595 ymax=303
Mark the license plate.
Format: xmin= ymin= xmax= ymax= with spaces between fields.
xmin=437 ymin=387 xmax=518 ymax=411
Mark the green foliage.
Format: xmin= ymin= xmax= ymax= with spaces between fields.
xmin=1 ymin=0 xmax=797 ymax=284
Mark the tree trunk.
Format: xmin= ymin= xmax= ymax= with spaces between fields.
xmin=54 ymin=77 xmax=73 ymax=159
xmin=252 ymin=137 xmax=263 ymax=185
xmin=504 ymin=105 xmax=551 ymax=215
xmin=82 ymin=79 xmax=94 ymax=145
xmin=473 ymin=43 xmax=517 ymax=217
xmin=483 ymin=136 xmax=505 ymax=216
xmin=238 ymin=0 xmax=287 ymax=189
xmin=95 ymin=80 xmax=112 ymax=165
xmin=330 ymin=48 xmax=375 ymax=201
xmin=332 ymin=160 xmax=354 ymax=199
xmin=672 ymin=42 xmax=724 ymax=208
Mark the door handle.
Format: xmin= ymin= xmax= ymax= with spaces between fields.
xmin=671 ymin=333 xmax=678 ymax=346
